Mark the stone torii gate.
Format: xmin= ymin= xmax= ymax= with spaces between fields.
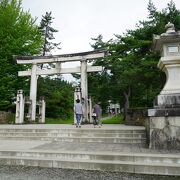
xmin=16 ymin=50 xmax=105 ymax=122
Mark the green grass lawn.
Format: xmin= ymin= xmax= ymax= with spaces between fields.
xmin=45 ymin=114 xmax=124 ymax=124
xmin=101 ymin=115 xmax=124 ymax=124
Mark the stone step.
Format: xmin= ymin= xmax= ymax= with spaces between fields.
xmin=0 ymin=128 xmax=146 ymax=134
xmin=0 ymin=132 xmax=146 ymax=138
xmin=0 ymin=126 xmax=147 ymax=145
xmin=0 ymin=151 xmax=179 ymax=175
xmin=0 ymin=136 xmax=147 ymax=144
xmin=0 ymin=150 xmax=179 ymax=164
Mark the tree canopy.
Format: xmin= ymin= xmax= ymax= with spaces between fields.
xmin=0 ymin=1 xmax=74 ymax=119
xmin=89 ymin=0 xmax=180 ymax=115
xmin=39 ymin=11 xmax=61 ymax=56
xmin=37 ymin=76 xmax=74 ymax=119
xmin=0 ymin=0 xmax=43 ymax=110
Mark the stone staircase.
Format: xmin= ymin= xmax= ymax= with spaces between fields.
xmin=0 ymin=127 xmax=147 ymax=144
xmin=0 ymin=125 xmax=179 ymax=176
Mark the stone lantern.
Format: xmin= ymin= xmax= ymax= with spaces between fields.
xmin=154 ymin=22 xmax=180 ymax=106
xmin=147 ymin=23 xmax=180 ymax=150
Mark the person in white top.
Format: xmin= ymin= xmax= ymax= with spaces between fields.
xmin=74 ymin=99 xmax=83 ymax=128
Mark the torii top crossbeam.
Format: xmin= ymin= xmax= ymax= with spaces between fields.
xmin=15 ymin=50 xmax=106 ymax=64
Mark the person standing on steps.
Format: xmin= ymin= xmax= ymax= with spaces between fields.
xmin=74 ymin=99 xmax=83 ymax=128
xmin=93 ymin=102 xmax=102 ymax=128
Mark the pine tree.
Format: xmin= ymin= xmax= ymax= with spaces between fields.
xmin=39 ymin=12 xmax=61 ymax=56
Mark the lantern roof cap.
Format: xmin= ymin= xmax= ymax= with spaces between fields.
xmin=153 ymin=23 xmax=180 ymax=52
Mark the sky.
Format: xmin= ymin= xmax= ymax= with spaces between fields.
xmin=22 ymin=0 xmax=180 ymax=81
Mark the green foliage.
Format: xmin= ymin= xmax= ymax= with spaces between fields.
xmin=88 ymin=70 xmax=111 ymax=113
xmin=0 ymin=0 xmax=43 ymax=110
xmin=37 ymin=76 xmax=74 ymax=119
xmin=45 ymin=117 xmax=73 ymax=124
xmin=89 ymin=1 xmax=180 ymax=113
xmin=39 ymin=11 xmax=61 ymax=56
xmin=6 ymin=113 xmax=15 ymax=124
xmin=101 ymin=115 xmax=124 ymax=124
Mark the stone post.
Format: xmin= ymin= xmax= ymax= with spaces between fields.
xmin=89 ymin=96 xmax=93 ymax=123
xmin=38 ymin=97 xmax=46 ymax=124
xmin=15 ymin=90 xmax=24 ymax=124
xmin=55 ymin=62 xmax=61 ymax=69
xmin=147 ymin=23 xmax=180 ymax=150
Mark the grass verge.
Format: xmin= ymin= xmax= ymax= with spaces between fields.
xmin=45 ymin=118 xmax=73 ymax=124
xmin=101 ymin=114 xmax=124 ymax=124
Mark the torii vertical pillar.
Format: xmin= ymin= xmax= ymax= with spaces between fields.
xmin=29 ymin=63 xmax=38 ymax=121
xmin=81 ymin=59 xmax=88 ymax=122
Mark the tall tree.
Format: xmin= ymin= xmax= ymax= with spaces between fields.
xmin=90 ymin=1 xmax=180 ymax=117
xmin=0 ymin=0 xmax=43 ymax=110
xmin=38 ymin=11 xmax=68 ymax=119
xmin=39 ymin=11 xmax=61 ymax=56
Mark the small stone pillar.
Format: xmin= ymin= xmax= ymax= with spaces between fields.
xmin=25 ymin=96 xmax=32 ymax=121
xmin=88 ymin=96 xmax=93 ymax=123
xmin=15 ymin=90 xmax=25 ymax=124
xmin=147 ymin=23 xmax=180 ymax=150
xmin=38 ymin=97 xmax=46 ymax=123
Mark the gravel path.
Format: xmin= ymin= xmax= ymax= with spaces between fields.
xmin=0 ymin=166 xmax=178 ymax=180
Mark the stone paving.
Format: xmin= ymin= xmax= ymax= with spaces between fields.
xmin=0 ymin=165 xmax=178 ymax=180
xmin=0 ymin=139 xmax=179 ymax=155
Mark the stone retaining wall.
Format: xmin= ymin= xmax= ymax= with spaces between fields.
xmin=0 ymin=111 xmax=13 ymax=124
xmin=125 ymin=108 xmax=147 ymax=126
xmin=146 ymin=117 xmax=180 ymax=150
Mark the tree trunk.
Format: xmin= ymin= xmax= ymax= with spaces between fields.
xmin=123 ymin=86 xmax=131 ymax=119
